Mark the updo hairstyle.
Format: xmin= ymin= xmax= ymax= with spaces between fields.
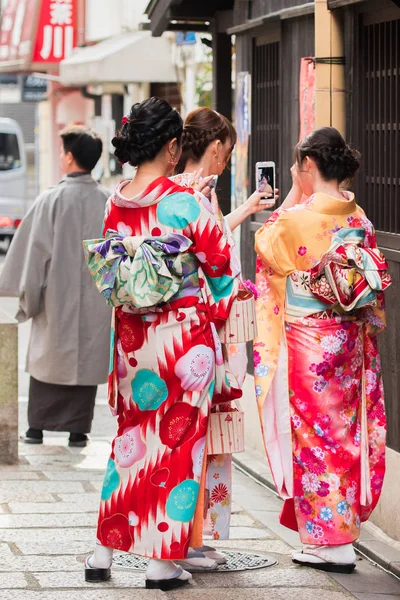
xmin=176 ymin=107 xmax=237 ymax=174
xmin=112 ymin=97 xmax=183 ymax=167
xmin=295 ymin=127 xmax=360 ymax=183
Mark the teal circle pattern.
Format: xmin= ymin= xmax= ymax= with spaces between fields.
xmin=166 ymin=479 xmax=200 ymax=522
xmin=132 ymin=369 xmax=168 ymax=411
xmin=207 ymin=274 xmax=234 ymax=302
xmin=101 ymin=458 xmax=120 ymax=501
xmin=109 ymin=330 xmax=115 ymax=375
xmin=156 ymin=193 xmax=201 ymax=229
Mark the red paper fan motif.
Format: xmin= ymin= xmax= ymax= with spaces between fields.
xmin=159 ymin=403 xmax=199 ymax=449
xmin=118 ymin=315 xmax=145 ymax=353
xmin=99 ymin=514 xmax=132 ymax=551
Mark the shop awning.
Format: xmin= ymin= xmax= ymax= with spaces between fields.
xmin=59 ymin=31 xmax=176 ymax=85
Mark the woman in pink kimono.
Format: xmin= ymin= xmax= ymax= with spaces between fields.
xmin=83 ymin=98 xmax=242 ymax=590
xmin=173 ymin=107 xmax=277 ymax=571
xmin=255 ymin=127 xmax=390 ymax=573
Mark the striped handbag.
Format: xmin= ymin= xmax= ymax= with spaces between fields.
xmin=207 ymin=401 xmax=245 ymax=455
xmin=218 ymin=287 xmax=257 ymax=344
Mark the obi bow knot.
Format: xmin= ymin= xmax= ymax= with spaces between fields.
xmin=309 ymin=228 xmax=391 ymax=312
xmin=83 ymin=230 xmax=192 ymax=309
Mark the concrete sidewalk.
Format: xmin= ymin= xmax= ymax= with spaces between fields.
xmin=0 ymin=400 xmax=398 ymax=599
xmin=0 ymin=290 xmax=399 ymax=598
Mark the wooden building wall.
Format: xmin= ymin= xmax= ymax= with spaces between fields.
xmin=237 ymin=15 xmax=315 ymax=285
xmin=341 ymin=0 xmax=400 ymax=453
xmin=251 ymin=0 xmax=312 ymax=19
xmin=233 ymin=0 xmax=312 ymax=25
xmin=235 ymin=14 xmax=314 ymax=372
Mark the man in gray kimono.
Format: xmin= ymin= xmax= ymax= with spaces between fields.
xmin=0 ymin=126 xmax=111 ymax=447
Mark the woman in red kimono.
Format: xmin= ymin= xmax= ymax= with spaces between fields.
xmin=84 ymin=98 xmax=241 ymax=590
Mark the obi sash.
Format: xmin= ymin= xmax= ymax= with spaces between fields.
xmin=83 ymin=230 xmax=193 ymax=309
xmin=285 ymin=228 xmax=391 ymax=318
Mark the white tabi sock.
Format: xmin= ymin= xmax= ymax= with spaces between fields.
xmin=293 ymin=543 xmax=356 ymax=565
xmin=146 ymin=559 xmax=192 ymax=582
xmin=194 ymin=545 xmax=227 ymax=565
xmin=88 ymin=543 xmax=113 ymax=569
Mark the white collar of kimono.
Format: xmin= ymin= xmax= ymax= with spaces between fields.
xmin=112 ymin=177 xmax=173 ymax=209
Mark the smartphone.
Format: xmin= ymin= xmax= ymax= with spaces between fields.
xmin=255 ymin=161 xmax=276 ymax=205
xmin=208 ymin=175 xmax=218 ymax=191
xmin=203 ymin=174 xmax=218 ymax=200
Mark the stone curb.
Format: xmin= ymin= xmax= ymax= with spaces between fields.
xmin=233 ymin=453 xmax=400 ymax=581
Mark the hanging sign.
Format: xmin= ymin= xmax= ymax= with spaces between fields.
xmin=0 ymin=0 xmax=37 ymax=66
xmin=21 ymin=74 xmax=48 ymax=101
xmin=32 ymin=0 xmax=77 ymax=64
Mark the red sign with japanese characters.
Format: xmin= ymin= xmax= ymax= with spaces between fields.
xmin=0 ymin=0 xmax=37 ymax=64
xmin=32 ymin=0 xmax=77 ymax=63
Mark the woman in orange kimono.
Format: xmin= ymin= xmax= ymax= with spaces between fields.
xmin=255 ymin=127 xmax=390 ymax=573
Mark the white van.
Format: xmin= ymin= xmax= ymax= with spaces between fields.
xmin=0 ymin=118 xmax=27 ymax=244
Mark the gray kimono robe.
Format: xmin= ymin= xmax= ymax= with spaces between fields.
xmin=0 ymin=174 xmax=112 ymax=432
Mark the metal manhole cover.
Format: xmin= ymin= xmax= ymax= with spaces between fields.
xmin=113 ymin=550 xmax=277 ymax=572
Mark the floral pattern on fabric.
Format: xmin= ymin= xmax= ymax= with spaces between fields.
xmin=95 ymin=176 xmax=241 ymax=559
xmin=170 ymin=173 xmax=246 ymax=545
xmin=83 ymin=231 xmax=192 ymax=309
xmin=204 ymin=453 xmax=232 ymax=540
xmin=287 ymin=318 xmax=364 ymax=544
xmin=254 ymin=192 xmax=388 ymax=545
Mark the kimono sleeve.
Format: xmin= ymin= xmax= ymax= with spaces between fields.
xmin=189 ymin=194 xmax=237 ymax=276
xmin=16 ymin=193 xmax=55 ymax=321
xmin=360 ymin=222 xmax=387 ymax=335
xmin=255 ymin=211 xmax=296 ymax=276
xmin=188 ymin=192 xmax=240 ymax=322
xmin=102 ymin=197 xmax=113 ymax=236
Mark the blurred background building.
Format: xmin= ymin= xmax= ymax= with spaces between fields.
xmin=0 ymin=0 xmax=213 ymax=195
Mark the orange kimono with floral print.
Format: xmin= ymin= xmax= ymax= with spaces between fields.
xmin=254 ymin=192 xmax=389 ymax=546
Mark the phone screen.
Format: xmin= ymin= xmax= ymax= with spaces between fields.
xmin=257 ymin=165 xmax=275 ymax=199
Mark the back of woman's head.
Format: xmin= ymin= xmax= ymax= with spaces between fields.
xmin=112 ymin=97 xmax=183 ymax=167
xmin=295 ymin=127 xmax=360 ymax=183
xmin=176 ymin=107 xmax=237 ymax=173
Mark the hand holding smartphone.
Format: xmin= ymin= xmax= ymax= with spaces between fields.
xmin=201 ymin=174 xmax=218 ymax=200
xmin=208 ymin=175 xmax=218 ymax=192
xmin=256 ymin=161 xmax=276 ymax=205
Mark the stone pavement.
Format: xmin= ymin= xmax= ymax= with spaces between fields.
xmin=0 ymin=400 xmax=398 ymax=599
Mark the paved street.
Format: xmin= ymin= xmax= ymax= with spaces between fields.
xmin=0 ymin=256 xmax=399 ymax=598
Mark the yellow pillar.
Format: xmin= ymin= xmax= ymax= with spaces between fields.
xmin=315 ymin=0 xmax=346 ymax=136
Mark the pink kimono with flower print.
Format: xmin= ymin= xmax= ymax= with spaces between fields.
xmin=254 ymin=192 xmax=388 ymax=546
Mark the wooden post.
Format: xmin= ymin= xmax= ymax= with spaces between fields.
xmin=0 ymin=310 xmax=18 ymax=464
xmin=212 ymin=28 xmax=233 ymax=215
xmin=315 ymin=0 xmax=346 ymax=136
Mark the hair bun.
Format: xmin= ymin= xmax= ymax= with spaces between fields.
xmin=112 ymin=97 xmax=183 ymax=167
xmin=112 ymin=135 xmax=131 ymax=166
xmin=341 ymin=146 xmax=361 ymax=181
xmin=296 ymin=127 xmax=361 ymax=183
